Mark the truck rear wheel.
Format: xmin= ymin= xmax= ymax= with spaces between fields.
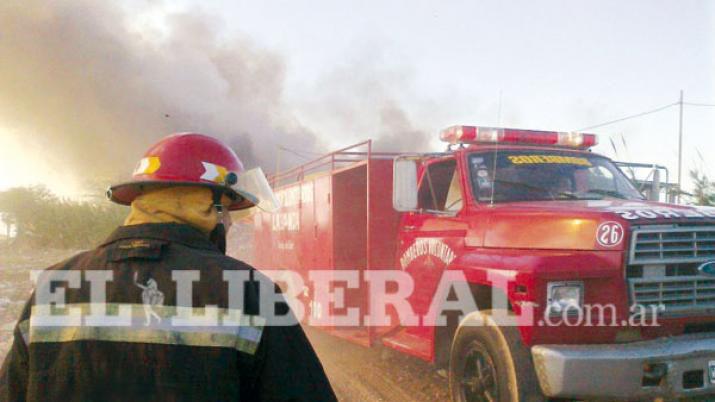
xmin=448 ymin=310 xmax=545 ymax=402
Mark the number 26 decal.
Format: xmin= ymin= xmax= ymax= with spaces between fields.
xmin=597 ymin=222 xmax=624 ymax=247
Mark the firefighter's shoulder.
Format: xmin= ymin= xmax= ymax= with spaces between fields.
xmin=42 ymin=249 xmax=95 ymax=272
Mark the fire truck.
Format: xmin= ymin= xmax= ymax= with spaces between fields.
xmin=230 ymin=126 xmax=715 ymax=401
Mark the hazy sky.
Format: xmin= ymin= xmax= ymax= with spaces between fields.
xmin=0 ymin=0 xmax=713 ymax=196
xmin=117 ymin=0 xmax=715 ymax=185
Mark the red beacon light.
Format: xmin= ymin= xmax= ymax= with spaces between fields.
xmin=439 ymin=125 xmax=598 ymax=149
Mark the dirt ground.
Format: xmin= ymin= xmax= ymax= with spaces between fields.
xmin=305 ymin=328 xmax=450 ymax=402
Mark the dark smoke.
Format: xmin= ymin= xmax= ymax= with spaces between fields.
xmin=293 ymin=53 xmax=433 ymax=153
xmin=0 ymin=1 xmax=433 ymax=193
xmin=0 ymin=0 xmax=319 ymax=185
xmin=376 ymin=103 xmax=431 ymax=152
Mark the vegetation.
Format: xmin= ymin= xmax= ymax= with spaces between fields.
xmin=0 ymin=186 xmax=126 ymax=249
xmin=690 ymin=169 xmax=715 ymax=206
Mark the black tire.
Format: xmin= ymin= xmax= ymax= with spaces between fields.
xmin=448 ymin=310 xmax=545 ymax=402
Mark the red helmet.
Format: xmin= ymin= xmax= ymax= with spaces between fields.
xmin=108 ymin=133 xmax=258 ymax=210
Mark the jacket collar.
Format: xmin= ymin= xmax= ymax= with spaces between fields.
xmin=101 ymin=223 xmax=218 ymax=251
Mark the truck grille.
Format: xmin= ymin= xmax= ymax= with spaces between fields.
xmin=630 ymin=226 xmax=715 ymax=265
xmin=630 ymin=276 xmax=715 ymax=313
xmin=628 ymin=226 xmax=715 ymax=316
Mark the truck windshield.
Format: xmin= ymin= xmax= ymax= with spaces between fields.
xmin=468 ymin=150 xmax=645 ymax=203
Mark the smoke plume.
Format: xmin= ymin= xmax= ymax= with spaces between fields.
xmin=0 ymin=0 xmax=318 ymax=184
xmin=0 ymin=1 xmax=435 ymax=194
xmin=292 ymin=52 xmax=433 ymax=153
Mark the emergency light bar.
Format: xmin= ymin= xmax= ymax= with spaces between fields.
xmin=439 ymin=125 xmax=598 ymax=149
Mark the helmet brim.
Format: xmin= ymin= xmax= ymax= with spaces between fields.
xmin=108 ymin=180 xmax=259 ymax=211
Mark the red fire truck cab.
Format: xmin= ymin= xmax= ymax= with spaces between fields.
xmin=231 ymin=126 xmax=715 ymax=401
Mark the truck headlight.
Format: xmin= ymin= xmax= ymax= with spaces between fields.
xmin=547 ymin=281 xmax=583 ymax=315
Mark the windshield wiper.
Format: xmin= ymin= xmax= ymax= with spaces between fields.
xmin=583 ymin=189 xmax=629 ymax=200
xmin=553 ymin=192 xmax=581 ymax=200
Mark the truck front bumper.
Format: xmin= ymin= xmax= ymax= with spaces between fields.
xmin=531 ymin=333 xmax=715 ymax=400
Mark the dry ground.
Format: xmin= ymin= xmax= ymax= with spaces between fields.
xmin=305 ymin=328 xmax=449 ymax=402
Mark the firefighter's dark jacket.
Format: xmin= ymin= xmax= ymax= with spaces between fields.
xmin=0 ymin=223 xmax=337 ymax=402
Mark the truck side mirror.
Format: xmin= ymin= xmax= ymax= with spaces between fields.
xmin=393 ymin=157 xmax=419 ymax=212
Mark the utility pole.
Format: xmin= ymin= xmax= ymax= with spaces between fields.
xmin=677 ymin=90 xmax=684 ymax=203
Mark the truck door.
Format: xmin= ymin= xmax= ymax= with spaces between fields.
xmin=397 ymin=157 xmax=467 ymax=331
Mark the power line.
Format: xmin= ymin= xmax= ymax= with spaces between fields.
xmin=684 ymin=102 xmax=715 ymax=107
xmin=577 ymin=102 xmax=678 ymax=131
xmin=277 ymin=144 xmax=330 ymax=160
xmin=278 ymin=145 xmax=314 ymax=160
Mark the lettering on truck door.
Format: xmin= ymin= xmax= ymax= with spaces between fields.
xmin=397 ymin=158 xmax=466 ymax=335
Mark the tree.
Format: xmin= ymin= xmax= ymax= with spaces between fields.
xmin=1 ymin=212 xmax=15 ymax=238
xmin=690 ymin=169 xmax=715 ymax=206
xmin=0 ymin=185 xmax=126 ymax=249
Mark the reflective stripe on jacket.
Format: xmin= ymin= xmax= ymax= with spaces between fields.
xmin=0 ymin=223 xmax=336 ymax=402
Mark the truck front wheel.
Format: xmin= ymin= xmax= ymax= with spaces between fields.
xmin=448 ymin=310 xmax=544 ymax=402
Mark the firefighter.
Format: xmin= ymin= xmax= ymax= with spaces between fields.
xmin=0 ymin=133 xmax=336 ymax=402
